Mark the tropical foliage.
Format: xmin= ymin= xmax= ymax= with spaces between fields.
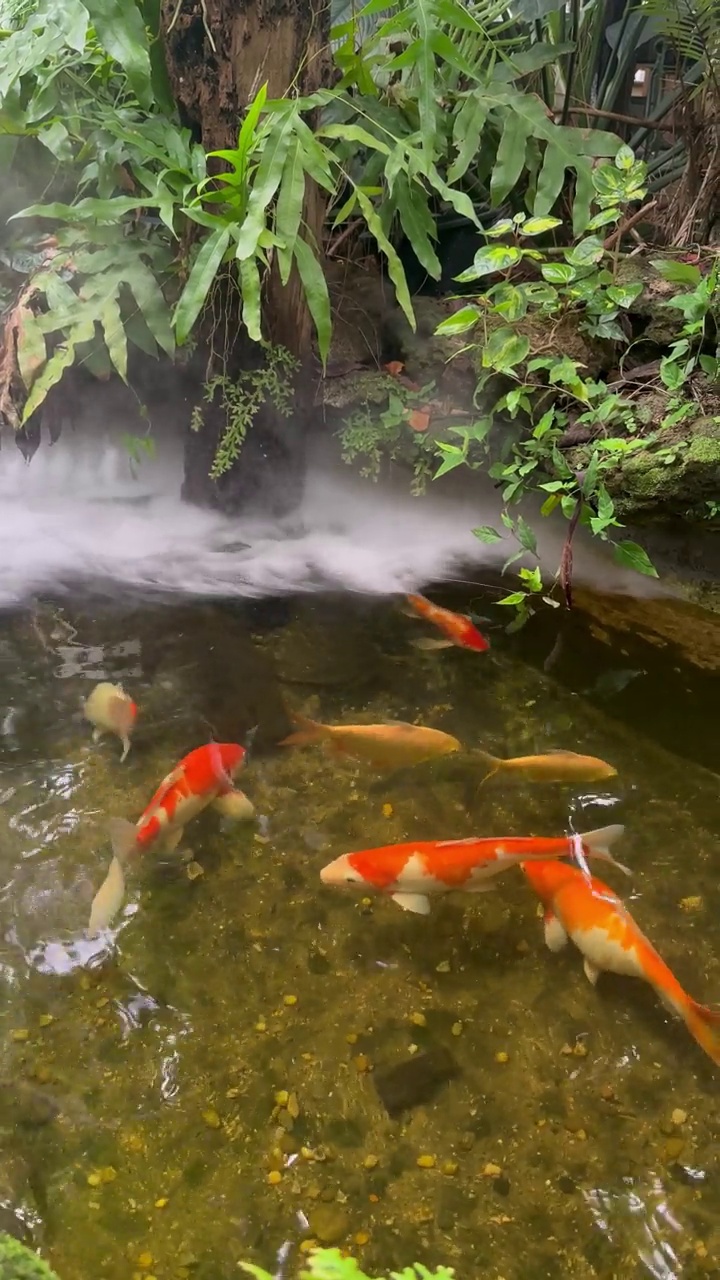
xmin=241 ymin=1248 xmax=455 ymax=1280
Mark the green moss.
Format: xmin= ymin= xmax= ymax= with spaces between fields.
xmin=0 ymin=1236 xmax=60 ymax=1280
xmin=686 ymin=434 xmax=720 ymax=465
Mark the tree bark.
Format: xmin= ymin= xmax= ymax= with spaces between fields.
xmin=159 ymin=0 xmax=331 ymax=514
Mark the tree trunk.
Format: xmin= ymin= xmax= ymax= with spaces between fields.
xmin=159 ymin=0 xmax=330 ymax=514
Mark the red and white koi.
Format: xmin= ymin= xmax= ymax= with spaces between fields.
xmin=522 ymin=859 xmax=720 ymax=1067
xmin=88 ymin=742 xmax=250 ymax=934
xmin=319 ymin=824 xmax=626 ymax=915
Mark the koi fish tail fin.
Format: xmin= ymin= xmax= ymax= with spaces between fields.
xmin=682 ymin=999 xmax=720 ymax=1066
xmin=474 ymin=749 xmax=502 ymax=785
xmin=278 ymin=713 xmax=327 ymax=748
xmin=119 ymin=736 xmax=131 ymax=764
xmin=87 ymin=855 xmax=126 ymax=936
xmin=108 ymin=817 xmax=139 ymax=865
xmin=579 ymin=823 xmax=631 ymax=875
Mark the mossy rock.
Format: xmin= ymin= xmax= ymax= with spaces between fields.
xmin=615 ymin=258 xmax=685 ymax=345
xmin=604 ymin=417 xmax=720 ymax=521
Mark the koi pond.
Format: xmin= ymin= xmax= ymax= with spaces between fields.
xmin=1 ymin=585 xmax=719 ymax=1280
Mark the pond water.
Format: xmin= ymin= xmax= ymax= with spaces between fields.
xmin=1 ymin=584 xmax=719 ymax=1280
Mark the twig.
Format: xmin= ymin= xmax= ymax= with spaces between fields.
xmin=603 ymin=200 xmax=658 ymax=251
xmin=563 ymin=105 xmax=672 ymax=130
xmin=327 ymin=219 xmax=363 ymax=258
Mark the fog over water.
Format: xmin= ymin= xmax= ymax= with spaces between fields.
xmin=0 ymin=410 xmax=670 ymax=607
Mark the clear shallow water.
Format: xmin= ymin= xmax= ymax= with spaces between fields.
xmin=1 ymin=591 xmax=719 ymax=1280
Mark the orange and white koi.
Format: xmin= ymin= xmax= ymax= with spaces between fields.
xmin=476 ymin=748 xmax=617 ymax=785
xmin=88 ymin=742 xmax=249 ymax=934
xmin=279 ymin=713 xmax=461 ymax=770
xmin=404 ymin=593 xmax=490 ymax=653
xmin=83 ymin=682 xmax=137 ymax=762
xmin=320 ymin=824 xmax=626 ymax=915
xmin=521 ymin=859 xmax=720 ymax=1066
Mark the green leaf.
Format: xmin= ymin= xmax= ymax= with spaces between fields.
xmin=497 ymin=592 xmax=527 ymax=606
xmin=434 ymin=306 xmax=480 ymax=335
xmin=492 ymin=283 xmax=528 ymax=321
xmin=515 ymin=514 xmax=538 ymax=555
xmin=565 ymin=236 xmax=605 ymax=267
xmin=469 ymin=245 xmax=523 ymax=279
xmin=613 ymin=540 xmax=658 ymax=578
xmin=491 ymin=109 xmax=533 ymax=205
xmin=484 ymin=219 xmax=515 ymax=239
xmin=99 ymin=295 xmax=128 ymax=381
xmin=472 ymin=526 xmax=503 ymax=543
xmin=16 ymin=309 xmax=47 ymax=390
xmin=448 ymin=96 xmax=489 ymax=184
xmin=276 ymin=136 xmax=306 ymax=285
xmin=126 ymin=260 xmax=175 ymax=358
xmin=615 ymin=144 xmax=635 ymax=170
xmin=586 ymin=207 xmax=621 ymax=231
xmin=482 ymin=327 xmax=530 ymax=373
xmin=434 ymin=442 xmax=466 ymax=480
xmin=293 ymin=235 xmax=332 ymax=367
xmin=650 ymin=257 xmax=702 ymax=287
xmin=238 ymin=255 xmax=262 ymax=342
xmin=394 ymin=174 xmax=441 ymax=281
xmin=540 ymin=263 xmax=576 ymax=285
xmin=234 ymin=109 xmax=297 ymax=261
xmin=606 ymin=283 xmax=643 ymax=308
xmin=22 ymin=317 xmax=95 ymax=423
xmin=520 ymin=215 xmax=562 ymax=236
xmin=355 ymin=187 xmax=415 ymax=331
xmin=12 ymin=196 xmax=150 ymax=223
xmin=82 ymin=0 xmax=153 ymax=109
xmin=173 ymin=226 xmax=232 ymax=345
xmin=519 ymin=565 xmax=543 ymax=591
xmin=318 ymin=123 xmax=390 ymax=155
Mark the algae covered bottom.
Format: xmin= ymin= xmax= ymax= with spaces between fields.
xmin=1 ymin=591 xmax=719 ymax=1280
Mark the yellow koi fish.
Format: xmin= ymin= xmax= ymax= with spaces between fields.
xmin=279 ymin=714 xmax=461 ymax=771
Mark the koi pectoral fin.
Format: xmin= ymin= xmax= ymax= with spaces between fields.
xmin=92 ymin=727 xmax=104 ymax=743
xmin=119 ymin=737 xmax=131 ymax=763
xmin=410 ymin=637 xmax=455 ymax=651
xmin=211 ymin=790 xmax=255 ymax=821
xmin=391 ymin=892 xmax=431 ymax=915
xmin=583 ymin=957 xmax=601 ymax=986
xmin=87 ymin=856 xmax=126 ymax=936
xmin=543 ymin=911 xmax=569 ymax=952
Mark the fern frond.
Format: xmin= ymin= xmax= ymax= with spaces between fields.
xmin=641 ymin=0 xmax=720 ymax=67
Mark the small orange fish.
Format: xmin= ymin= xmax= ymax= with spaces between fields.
xmin=83 ymin=682 xmax=137 ymax=762
xmin=279 ymin=713 xmax=460 ymax=771
xmin=404 ymin=593 xmax=490 ymax=653
xmin=522 ymin=859 xmax=720 ymax=1066
xmin=320 ymin=824 xmax=626 ymax=915
xmin=88 ymin=742 xmax=249 ymax=934
xmin=476 ymin=749 xmax=617 ymax=785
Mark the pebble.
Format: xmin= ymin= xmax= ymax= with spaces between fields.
xmin=671 ymin=1108 xmax=688 ymax=1126
xmin=308 ymin=1204 xmax=349 ymax=1244
xmin=495 ymin=1051 xmax=509 ymax=1064
xmin=441 ymin=1161 xmax=458 ymax=1176
xmin=10 ymin=1029 xmax=29 ymax=1043
xmin=267 ymin=1170 xmax=282 ymax=1186
xmin=416 ymin=1154 xmax=436 ymax=1169
xmin=363 ymin=1155 xmax=379 ymax=1169
xmin=38 ymin=1014 xmax=54 ymax=1028
xmin=483 ymin=1162 xmax=502 ymax=1178
xmin=287 ymin=1093 xmax=300 ymax=1119
xmin=451 ymin=1022 xmax=463 ymax=1037
xmin=202 ymin=1108 xmax=221 ymax=1129
xmin=137 ymin=1253 xmax=153 ymax=1269
xmin=86 ymin=1173 xmax=102 ymax=1187
xmin=573 ymin=1042 xmax=588 ymax=1058
xmin=283 ymin=995 xmax=298 ymax=1007
xmin=435 ymin=961 xmax=451 ymax=973
xmin=275 ymin=1090 xmax=289 ymax=1107
xmin=154 ymin=1198 xmax=168 ymax=1209
xmin=355 ymin=1231 xmax=370 ymax=1246
xmin=410 ymin=1012 xmax=427 ymax=1027
xmin=354 ymin=1054 xmax=371 ymax=1073
xmin=382 ymin=804 xmax=393 ymax=818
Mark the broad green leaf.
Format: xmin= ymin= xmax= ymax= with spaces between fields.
xmin=331 ymin=189 xmax=357 ymax=227
xmin=484 ymin=219 xmax=515 ymax=239
xmin=519 ymin=565 xmax=543 ymax=591
xmin=606 ymin=283 xmax=643 ymax=308
xmin=613 ymin=540 xmax=658 ymax=578
xmin=394 ymin=174 xmax=441 ymax=280
xmin=234 ymin=109 xmax=297 ymax=261
xmin=520 ymin=216 xmax=562 ymax=236
xmin=434 ymin=448 xmax=467 ymax=480
xmin=497 ymin=591 xmax=526 ymax=606
xmin=22 ymin=317 xmax=94 ymax=423
xmin=173 ymin=226 xmax=231 ymax=345
xmin=276 ymin=137 xmax=306 ymax=285
xmin=482 ymin=327 xmax=530 ymax=372
xmin=238 ymin=255 xmax=262 ymax=342
xmin=615 ymin=144 xmax=635 ymax=170
xmin=126 ymin=260 xmax=175 ymax=357
xmin=99 ymin=295 xmax=128 ymax=381
xmin=355 ymin=187 xmax=415 ymax=331
xmin=472 ymin=526 xmax=503 ymax=543
xmin=434 ymin=306 xmax=480 ymax=335
xmin=515 ymin=514 xmax=537 ymax=555
xmin=468 ymin=245 xmax=522 ymax=278
xmin=16 ymin=308 xmax=47 ymax=390
xmin=293 ymin=235 xmax=332 ymax=367
xmin=448 ymin=97 xmax=488 ymax=184
xmin=318 ymin=123 xmax=390 ymax=155
xmin=565 ymin=236 xmax=605 ymax=267
xmin=650 ymin=258 xmax=702 ymax=287
xmin=586 ymin=207 xmax=620 ymax=230
xmin=12 ymin=196 xmax=151 ymax=223
xmin=82 ymin=0 xmax=153 ymax=108
xmin=492 ymin=283 xmax=527 ymax=321
xmin=491 ymin=109 xmax=533 ymax=205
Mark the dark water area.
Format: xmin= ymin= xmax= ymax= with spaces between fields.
xmin=1 ymin=585 xmax=720 ymax=1280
